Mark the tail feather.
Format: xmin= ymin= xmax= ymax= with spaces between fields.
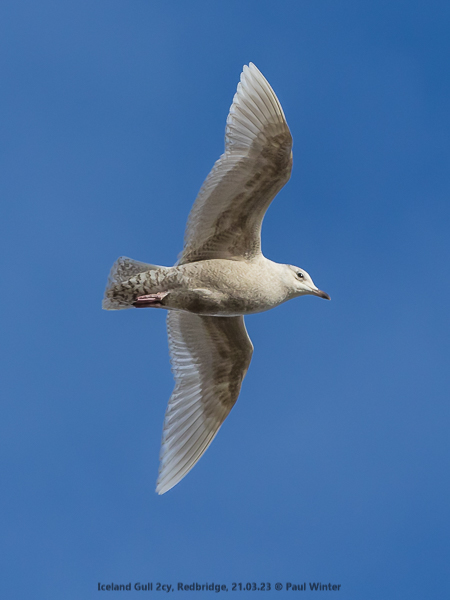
xmin=103 ymin=256 xmax=161 ymax=310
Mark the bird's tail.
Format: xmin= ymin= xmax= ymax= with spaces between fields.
xmin=102 ymin=256 xmax=161 ymax=310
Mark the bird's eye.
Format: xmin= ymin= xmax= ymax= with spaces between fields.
xmin=297 ymin=272 xmax=304 ymax=279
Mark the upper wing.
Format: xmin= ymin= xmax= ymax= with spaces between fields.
xmin=179 ymin=63 xmax=292 ymax=264
xmin=156 ymin=312 xmax=254 ymax=494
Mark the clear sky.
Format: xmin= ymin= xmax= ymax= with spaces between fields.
xmin=1 ymin=1 xmax=449 ymax=598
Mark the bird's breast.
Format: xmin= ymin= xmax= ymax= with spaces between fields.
xmin=167 ymin=259 xmax=287 ymax=316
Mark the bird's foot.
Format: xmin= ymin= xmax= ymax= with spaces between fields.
xmin=132 ymin=292 xmax=168 ymax=308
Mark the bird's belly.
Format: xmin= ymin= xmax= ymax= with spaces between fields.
xmin=163 ymin=287 xmax=275 ymax=316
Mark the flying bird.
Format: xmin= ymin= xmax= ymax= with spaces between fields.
xmin=103 ymin=63 xmax=329 ymax=494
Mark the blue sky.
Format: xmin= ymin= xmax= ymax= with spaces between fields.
xmin=1 ymin=1 xmax=449 ymax=598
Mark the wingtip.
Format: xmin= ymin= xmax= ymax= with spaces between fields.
xmin=155 ymin=479 xmax=167 ymax=495
xmin=242 ymin=62 xmax=258 ymax=77
xmin=156 ymin=478 xmax=175 ymax=495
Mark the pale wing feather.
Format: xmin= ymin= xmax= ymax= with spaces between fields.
xmin=156 ymin=312 xmax=253 ymax=494
xmin=179 ymin=63 xmax=292 ymax=264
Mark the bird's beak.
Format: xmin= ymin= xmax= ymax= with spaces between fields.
xmin=313 ymin=288 xmax=331 ymax=300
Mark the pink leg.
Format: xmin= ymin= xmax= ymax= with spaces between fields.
xmin=132 ymin=292 xmax=168 ymax=308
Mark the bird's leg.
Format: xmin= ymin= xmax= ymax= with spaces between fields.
xmin=132 ymin=292 xmax=169 ymax=308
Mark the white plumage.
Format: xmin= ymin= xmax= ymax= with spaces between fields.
xmin=104 ymin=63 xmax=329 ymax=494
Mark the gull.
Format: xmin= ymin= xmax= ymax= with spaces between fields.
xmin=103 ymin=63 xmax=330 ymax=494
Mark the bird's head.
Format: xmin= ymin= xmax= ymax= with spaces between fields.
xmin=285 ymin=264 xmax=330 ymax=300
